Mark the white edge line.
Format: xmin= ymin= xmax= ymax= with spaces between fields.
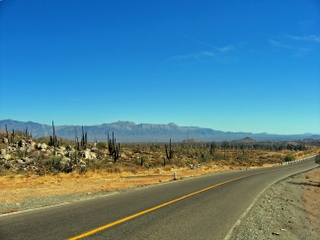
xmin=223 ymin=166 xmax=318 ymax=240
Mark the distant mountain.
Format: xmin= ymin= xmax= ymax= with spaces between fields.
xmin=232 ymin=137 xmax=257 ymax=143
xmin=0 ymin=119 xmax=318 ymax=142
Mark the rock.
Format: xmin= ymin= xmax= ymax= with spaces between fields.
xmin=2 ymin=137 xmax=9 ymax=144
xmin=65 ymin=151 xmax=72 ymax=158
xmin=37 ymin=143 xmax=48 ymax=150
xmin=16 ymin=159 xmax=27 ymax=167
xmin=58 ymin=146 xmax=66 ymax=151
xmin=24 ymin=157 xmax=34 ymax=164
xmin=66 ymin=145 xmax=72 ymax=151
xmin=18 ymin=140 xmax=26 ymax=148
xmin=90 ymin=151 xmax=96 ymax=159
xmin=80 ymin=150 xmax=96 ymax=160
xmin=26 ymin=146 xmax=34 ymax=153
xmin=79 ymin=160 xmax=86 ymax=166
xmin=6 ymin=146 xmax=13 ymax=153
xmin=2 ymin=154 xmax=11 ymax=160
xmin=0 ymin=148 xmax=7 ymax=155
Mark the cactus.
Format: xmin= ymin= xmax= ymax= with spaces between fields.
xmin=165 ymin=139 xmax=174 ymax=162
xmin=210 ymin=142 xmax=216 ymax=155
xmin=5 ymin=124 xmax=9 ymax=144
xmin=11 ymin=129 xmax=15 ymax=143
xmin=108 ymin=132 xmax=121 ymax=163
xmin=50 ymin=121 xmax=58 ymax=156
xmin=74 ymin=128 xmax=78 ymax=163
xmin=4 ymin=125 xmax=15 ymax=144
xmin=80 ymin=126 xmax=87 ymax=150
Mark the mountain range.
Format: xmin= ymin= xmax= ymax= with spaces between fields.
xmin=0 ymin=119 xmax=319 ymax=142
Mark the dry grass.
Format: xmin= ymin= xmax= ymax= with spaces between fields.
xmin=0 ymin=163 xmax=230 ymax=206
xmin=1 ymin=144 xmax=318 ymax=209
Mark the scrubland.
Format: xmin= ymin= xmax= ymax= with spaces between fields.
xmin=0 ymin=130 xmax=319 ymax=214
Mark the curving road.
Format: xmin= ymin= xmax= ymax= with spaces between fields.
xmin=0 ymin=157 xmax=317 ymax=240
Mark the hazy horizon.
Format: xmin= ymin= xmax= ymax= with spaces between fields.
xmin=1 ymin=118 xmax=319 ymax=136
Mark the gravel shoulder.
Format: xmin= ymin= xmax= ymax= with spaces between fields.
xmin=226 ymin=167 xmax=320 ymax=240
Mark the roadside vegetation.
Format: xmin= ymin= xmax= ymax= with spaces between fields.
xmin=1 ymin=128 xmax=319 ymax=213
xmin=0 ymin=128 xmax=319 ymax=177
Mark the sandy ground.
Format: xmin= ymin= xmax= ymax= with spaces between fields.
xmin=0 ymin=164 xmax=230 ymax=214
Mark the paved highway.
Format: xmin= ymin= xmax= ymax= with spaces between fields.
xmin=0 ymin=157 xmax=317 ymax=240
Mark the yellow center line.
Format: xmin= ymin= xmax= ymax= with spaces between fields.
xmin=68 ymin=163 xmax=306 ymax=239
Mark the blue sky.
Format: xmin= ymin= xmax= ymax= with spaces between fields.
xmin=1 ymin=0 xmax=319 ymax=134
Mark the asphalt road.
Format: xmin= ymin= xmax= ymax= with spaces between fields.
xmin=0 ymin=157 xmax=317 ymax=240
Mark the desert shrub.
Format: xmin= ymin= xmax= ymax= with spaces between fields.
xmin=105 ymin=167 xmax=114 ymax=173
xmin=113 ymin=166 xmax=122 ymax=173
xmin=128 ymin=166 xmax=140 ymax=174
xmin=12 ymin=150 xmax=25 ymax=158
xmin=45 ymin=155 xmax=63 ymax=167
xmin=211 ymin=152 xmax=224 ymax=161
xmin=315 ymin=155 xmax=320 ymax=164
xmin=218 ymin=160 xmax=229 ymax=166
xmin=4 ymin=163 xmax=11 ymax=170
xmin=140 ymin=156 xmax=150 ymax=167
xmin=150 ymin=158 xmax=163 ymax=168
xmin=284 ymin=153 xmax=295 ymax=162
xmin=96 ymin=142 xmax=107 ymax=150
xmin=296 ymin=152 xmax=303 ymax=157
xmin=88 ymin=161 xmax=103 ymax=170
xmin=198 ymin=152 xmax=208 ymax=163
xmin=164 ymin=165 xmax=172 ymax=171
xmin=94 ymin=148 xmax=107 ymax=159
xmin=134 ymin=156 xmax=148 ymax=167
xmin=172 ymin=158 xmax=186 ymax=168
xmin=237 ymin=154 xmax=250 ymax=163
xmin=44 ymin=155 xmax=71 ymax=173
xmin=241 ymin=154 xmax=249 ymax=161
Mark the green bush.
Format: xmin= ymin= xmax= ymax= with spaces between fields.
xmin=45 ymin=155 xmax=63 ymax=167
xmin=96 ymin=142 xmax=107 ymax=150
xmin=284 ymin=153 xmax=295 ymax=162
xmin=315 ymin=155 xmax=320 ymax=164
xmin=237 ymin=154 xmax=250 ymax=163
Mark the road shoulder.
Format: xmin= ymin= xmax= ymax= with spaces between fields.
xmin=226 ymin=167 xmax=320 ymax=240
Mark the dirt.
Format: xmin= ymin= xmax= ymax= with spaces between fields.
xmin=226 ymin=167 xmax=320 ymax=240
xmin=1 ymin=165 xmax=319 ymax=240
xmin=0 ymin=164 xmax=229 ymax=214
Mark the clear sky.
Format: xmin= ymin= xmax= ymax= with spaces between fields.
xmin=1 ymin=0 xmax=319 ymax=134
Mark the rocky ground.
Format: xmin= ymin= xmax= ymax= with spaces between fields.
xmin=227 ymin=167 xmax=320 ymax=240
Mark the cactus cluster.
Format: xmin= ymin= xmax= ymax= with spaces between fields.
xmin=5 ymin=125 xmax=15 ymax=144
xmin=80 ymin=126 xmax=87 ymax=150
xmin=108 ymin=132 xmax=121 ymax=163
xmin=74 ymin=126 xmax=88 ymax=151
xmin=48 ymin=121 xmax=59 ymax=155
